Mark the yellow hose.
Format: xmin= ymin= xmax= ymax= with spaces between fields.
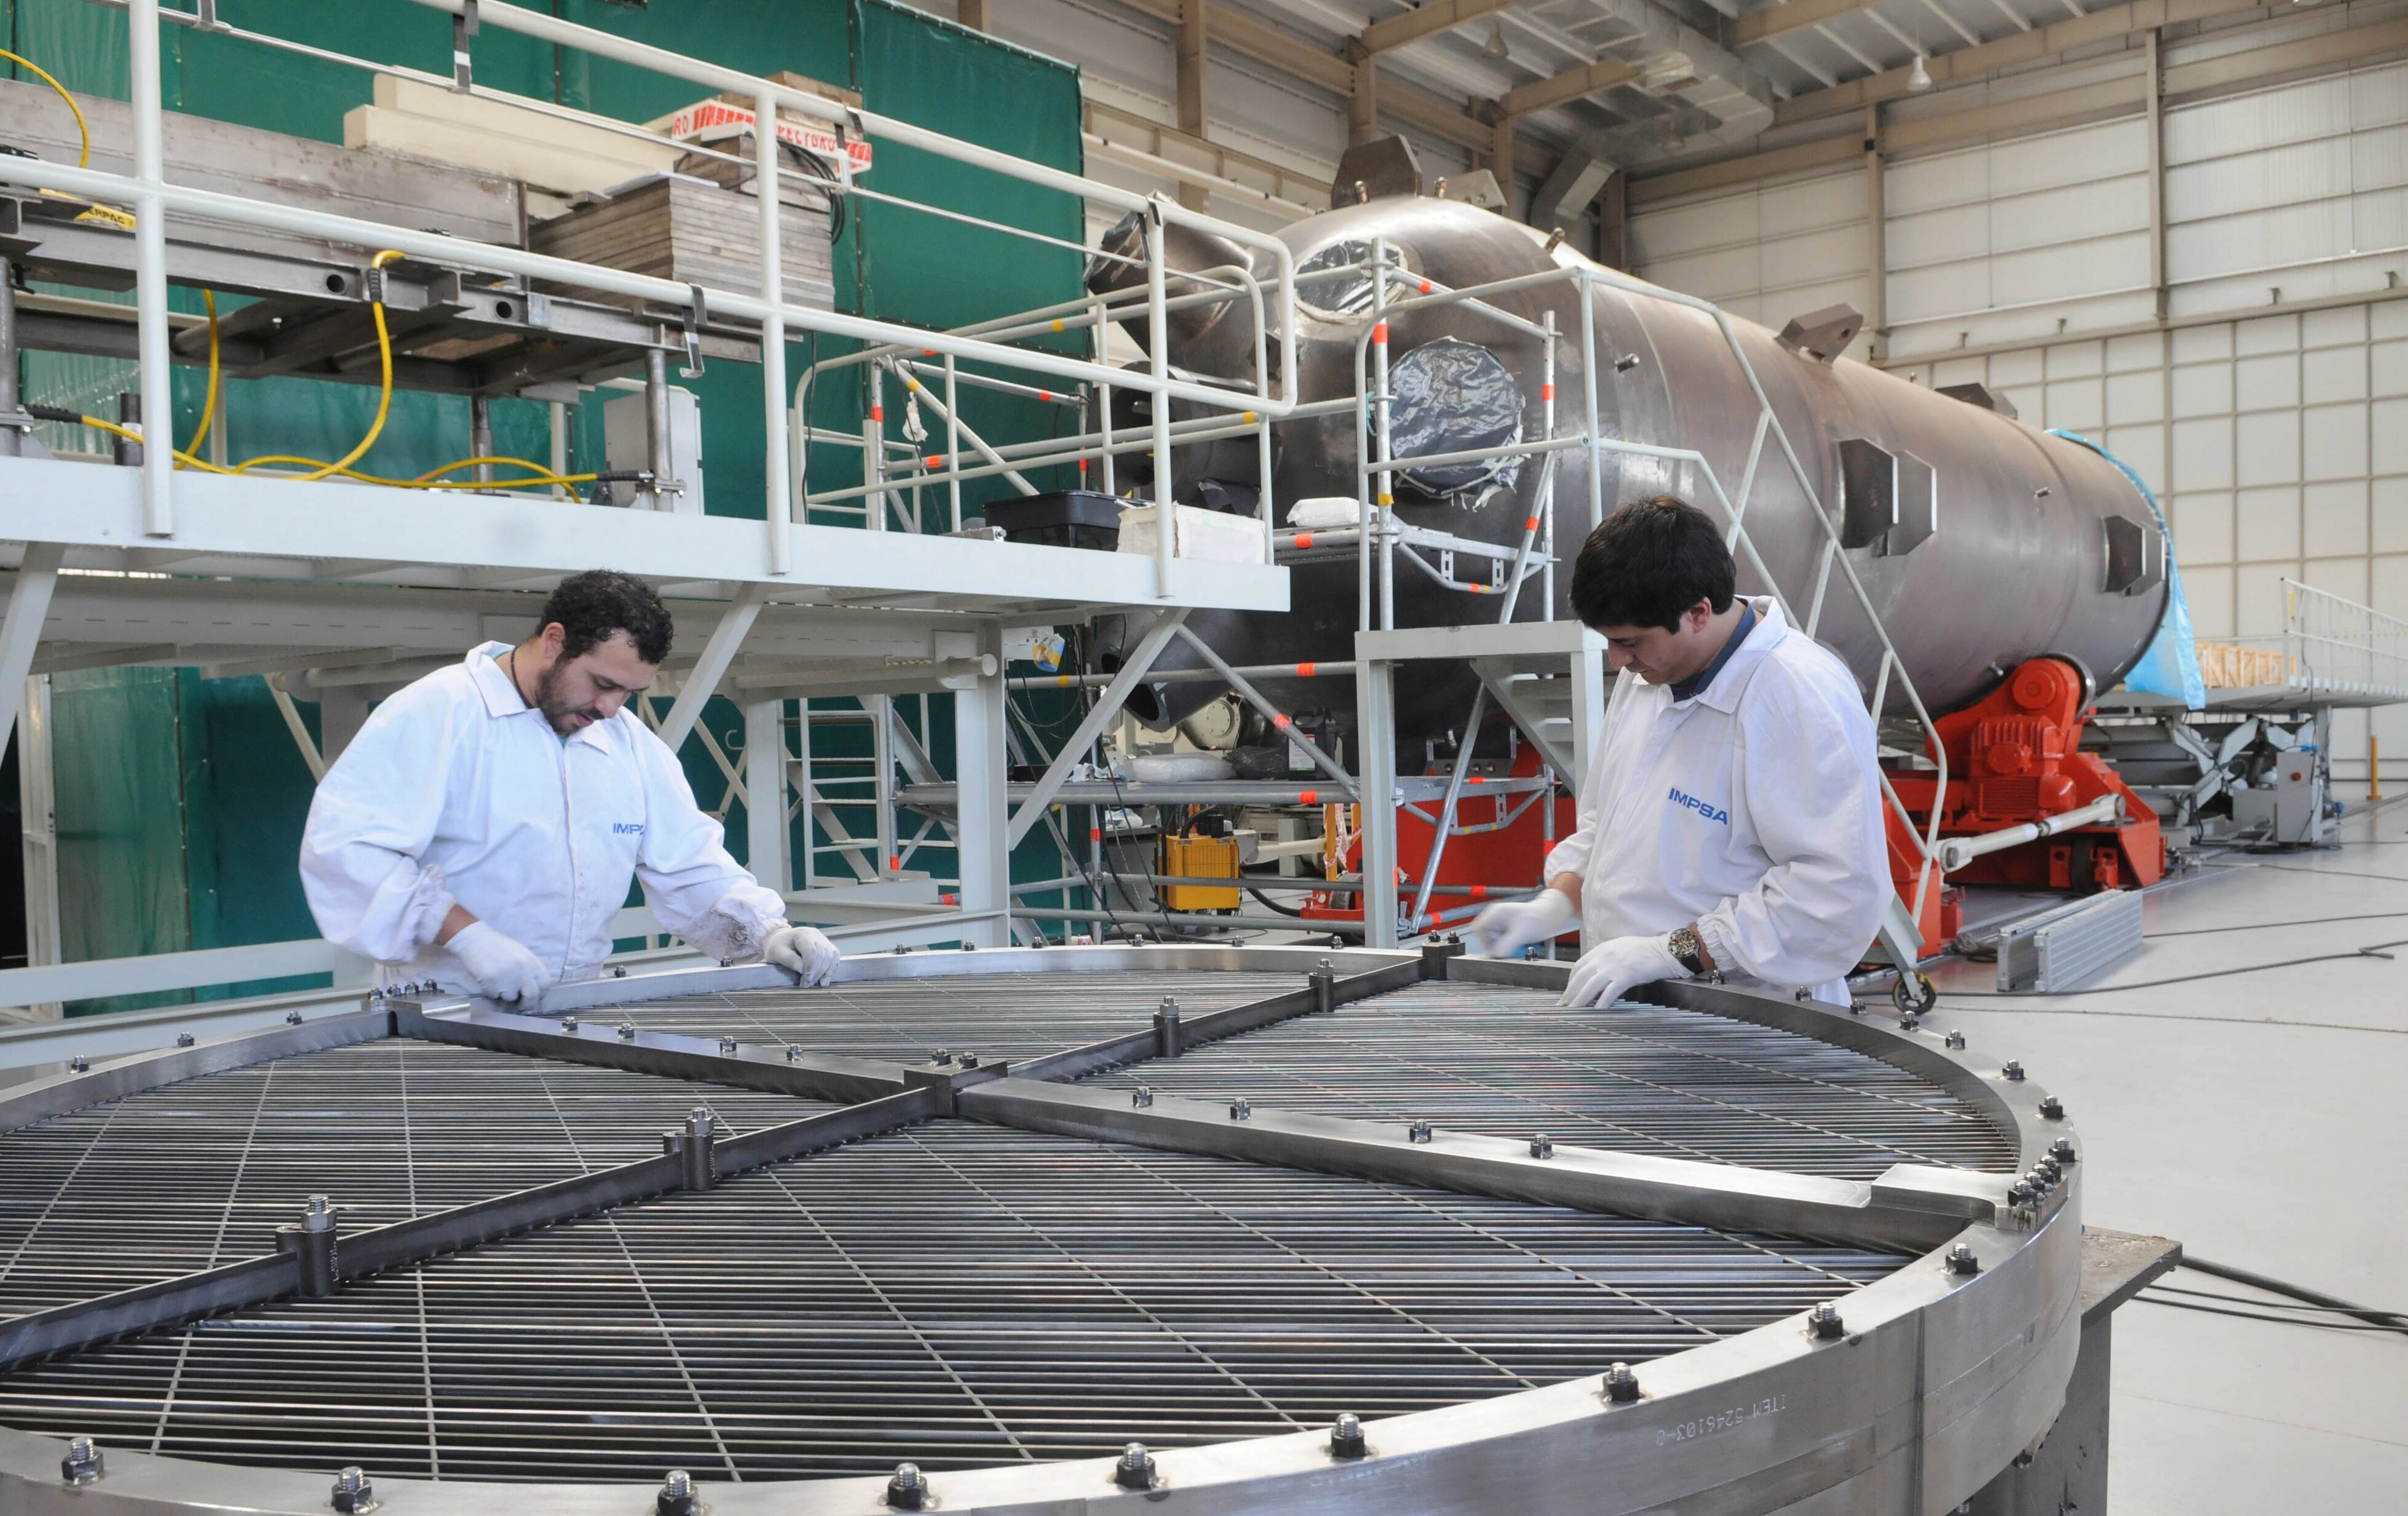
xmin=73 ymin=416 xmax=597 ymax=493
xmin=292 ymin=250 xmax=403 ymax=482
xmin=0 ymin=47 xmax=90 ymax=167
xmin=185 ymin=291 xmax=218 ymax=458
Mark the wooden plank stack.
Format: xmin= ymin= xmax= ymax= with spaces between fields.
xmin=528 ymin=168 xmax=838 ymax=316
xmin=2194 ymin=641 xmax=2292 ymax=689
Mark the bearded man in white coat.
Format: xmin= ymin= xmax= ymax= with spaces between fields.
xmin=1470 ymin=496 xmax=1887 ymax=1009
xmin=300 ymin=569 xmax=839 ymax=1004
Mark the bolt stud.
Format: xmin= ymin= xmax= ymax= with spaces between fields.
xmin=1329 ymin=1412 xmax=1368 ymax=1459
xmin=718 ymin=1036 xmax=739 ymax=1056
xmin=560 ymin=1016 xmax=579 ymax=1033
xmin=1529 ymin=1133 xmax=1555 ymax=1159
xmin=1114 ymin=1442 xmax=1157 ymax=1490
xmin=656 ymin=1468 xmax=697 ymax=1516
xmin=66 ymin=1055 xmax=87 ymax=1073
xmin=60 ymin=1434 xmax=102 ymax=1484
xmin=1808 ymin=1301 xmax=1845 ymax=1339
xmin=2002 ymin=1060 xmax=2025 ymax=1082
xmin=1408 ymin=1120 xmax=1433 ymax=1143
xmin=175 ymin=1032 xmax=196 ymax=1048
xmin=331 ymin=1464 xmax=376 ymax=1513
xmin=1132 ymin=1086 xmax=1154 ymax=1108
xmin=2039 ymin=1095 xmax=2065 ymax=1119
xmin=1947 ymin=1242 xmax=1981 ymax=1276
xmin=1229 ymin=1098 xmax=1251 ymax=1121
xmin=885 ymin=1461 xmax=927 ymax=1510
xmin=1602 ymin=1362 xmax=1641 ymax=1403
xmin=1945 ymin=1030 xmax=1966 ymax=1049
xmin=617 ymin=1022 xmax=638 ymax=1041
xmin=2051 ymin=1137 xmax=2078 ymax=1164
xmin=784 ymin=1044 xmax=804 ymax=1062
xmin=287 ymin=1010 xmax=304 ymax=1025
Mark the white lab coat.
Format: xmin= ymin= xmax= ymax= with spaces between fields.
xmin=1542 ymin=598 xmax=1887 ymax=1005
xmin=301 ymin=641 xmax=788 ymax=991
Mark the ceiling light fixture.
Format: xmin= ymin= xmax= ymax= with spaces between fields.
xmin=1907 ymin=54 xmax=1933 ymax=92
xmin=1483 ymin=19 xmax=1510 ymax=62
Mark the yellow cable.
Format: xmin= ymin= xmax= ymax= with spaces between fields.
xmin=413 ymin=455 xmax=571 ymax=483
xmin=184 ymin=291 xmax=218 ymax=458
xmin=0 ymin=48 xmax=90 ymax=167
xmin=74 ymin=416 xmax=596 ymax=492
xmin=289 ymin=250 xmax=403 ymax=482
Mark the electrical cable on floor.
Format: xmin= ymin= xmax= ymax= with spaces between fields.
xmin=2145 ymin=1283 xmax=2408 ymax=1316
xmin=1933 ymin=1005 xmax=2408 ymax=1035
xmin=2135 ymin=1295 xmax=2408 ymax=1335
xmin=1934 ymin=937 xmax=2406 ymax=997
xmin=2145 ymin=910 xmax=2408 ymax=937
xmin=2182 ymin=1254 xmax=2408 ymax=1330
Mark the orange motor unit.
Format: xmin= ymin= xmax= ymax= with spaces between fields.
xmin=1888 ymin=657 xmax=2163 ymax=927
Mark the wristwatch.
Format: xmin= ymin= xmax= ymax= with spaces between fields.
xmin=1666 ymin=924 xmax=1708 ymax=976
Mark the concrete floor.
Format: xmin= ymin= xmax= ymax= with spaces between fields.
xmin=1924 ymin=799 xmax=2408 ymax=1513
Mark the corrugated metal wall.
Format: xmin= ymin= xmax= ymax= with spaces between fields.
xmin=1627 ymin=60 xmax=2408 ymax=787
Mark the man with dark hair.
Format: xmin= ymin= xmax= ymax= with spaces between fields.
xmin=1469 ymin=496 xmax=1887 ymax=1009
xmin=301 ymin=570 xmax=839 ymax=1003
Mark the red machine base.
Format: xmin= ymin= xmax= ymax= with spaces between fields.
xmin=1887 ymin=656 xmax=2163 ymax=954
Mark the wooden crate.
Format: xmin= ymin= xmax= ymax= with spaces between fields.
xmin=528 ymin=173 xmax=836 ymax=314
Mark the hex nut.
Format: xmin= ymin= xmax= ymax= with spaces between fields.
xmin=618 ymin=1022 xmax=638 ymax=1041
xmin=287 ymin=1010 xmax=305 ymax=1025
xmin=1529 ymin=1133 xmax=1555 ymax=1159
xmin=560 ymin=1016 xmax=579 ymax=1033
xmin=1132 ymin=1087 xmax=1154 ymax=1108
xmin=885 ymin=1462 xmax=927 ymax=1510
xmin=1947 ymin=1243 xmax=1981 ymax=1276
xmin=2040 ymin=1095 xmax=2065 ymax=1119
xmin=1945 ymin=1030 xmax=1966 ymax=1050
xmin=719 ymin=1036 xmax=740 ymax=1055
xmin=60 ymin=1434 xmax=102 ymax=1485
xmin=1329 ymin=1413 xmax=1368 ymax=1459
xmin=784 ymin=1045 xmax=805 ymax=1062
xmin=1808 ymin=1302 xmax=1845 ymax=1340
xmin=656 ymin=1469 xmax=698 ymax=1516
xmin=331 ymin=1465 xmax=376 ymax=1513
xmin=2051 ymin=1137 xmax=2078 ymax=1164
xmin=175 ymin=1032 xmax=197 ymax=1048
xmin=1602 ymin=1362 xmax=1641 ymax=1403
xmin=1408 ymin=1121 xmax=1433 ymax=1143
xmin=1114 ymin=1442 xmax=1157 ymax=1490
xmin=2001 ymin=1059 xmax=2025 ymax=1081
xmin=1229 ymin=1098 xmax=1251 ymax=1121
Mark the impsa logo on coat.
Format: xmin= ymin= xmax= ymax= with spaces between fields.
xmin=1667 ymin=787 xmax=1730 ymax=825
xmin=612 ymin=822 xmax=645 ymax=835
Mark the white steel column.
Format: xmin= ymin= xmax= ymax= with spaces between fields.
xmin=951 ymin=622 xmax=1010 ymax=948
xmin=756 ymin=90 xmax=793 ymax=574
xmin=129 ymin=0 xmax=175 ymax=538
xmin=1358 ymin=652 xmax=1399 ymax=948
xmin=317 ymin=685 xmax=368 ymax=763
xmin=744 ymin=696 xmax=790 ymax=894
xmin=17 ymin=675 xmax=59 ymax=1020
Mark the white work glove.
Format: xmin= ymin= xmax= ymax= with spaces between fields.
xmin=446 ymin=921 xmax=553 ymax=1005
xmin=764 ymin=924 xmax=841 ymax=986
xmin=1559 ymin=934 xmax=1685 ymax=1010
xmin=1465 ymin=887 xmax=1577 ymax=959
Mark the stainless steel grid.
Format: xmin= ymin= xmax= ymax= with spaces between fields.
xmin=619 ymin=971 xmax=1302 ymax=1065
xmin=0 ymin=1040 xmax=832 ymax=1315
xmin=1086 ymin=983 xmax=2018 ymax=1177
xmin=0 ymin=1121 xmax=1901 ymax=1482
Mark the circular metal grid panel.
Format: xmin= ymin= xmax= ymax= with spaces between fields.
xmin=0 ymin=1119 xmax=1901 ymax=1482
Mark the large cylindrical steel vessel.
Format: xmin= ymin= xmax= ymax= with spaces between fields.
xmin=1093 ymin=191 xmax=2169 ymax=740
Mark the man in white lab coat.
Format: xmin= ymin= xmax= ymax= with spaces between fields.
xmin=301 ymin=570 xmax=839 ymax=1004
xmin=1470 ymin=497 xmax=1887 ymax=1009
